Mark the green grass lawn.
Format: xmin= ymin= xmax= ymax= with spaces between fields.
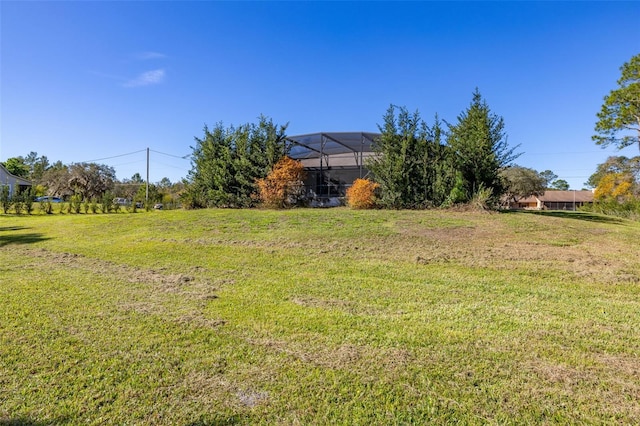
xmin=1 ymin=208 xmax=639 ymax=425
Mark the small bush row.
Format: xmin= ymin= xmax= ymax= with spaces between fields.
xmin=0 ymin=189 xmax=159 ymax=215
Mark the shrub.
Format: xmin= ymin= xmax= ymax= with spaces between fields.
xmin=24 ymin=189 xmax=35 ymax=215
xmin=42 ymin=200 xmax=53 ymax=215
xmin=594 ymin=173 xmax=635 ymax=202
xmin=180 ymin=190 xmax=203 ymax=209
xmin=581 ymin=198 xmax=640 ymax=220
xmin=101 ymin=192 xmax=116 ymax=213
xmin=13 ymin=193 xmax=24 ymax=215
xmin=256 ymin=157 xmax=306 ymax=209
xmin=1 ymin=186 xmax=12 ymax=214
xmin=71 ymin=193 xmax=83 ymax=214
xmin=89 ymin=198 xmax=99 ymax=214
xmin=469 ymin=185 xmax=496 ymax=211
xmin=346 ymin=179 xmax=379 ymax=209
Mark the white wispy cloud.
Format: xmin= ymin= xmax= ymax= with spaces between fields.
xmin=123 ymin=69 xmax=166 ymax=88
xmin=137 ymin=51 xmax=167 ymax=60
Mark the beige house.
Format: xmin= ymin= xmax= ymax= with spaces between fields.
xmin=0 ymin=163 xmax=32 ymax=196
xmin=510 ymin=190 xmax=594 ymax=211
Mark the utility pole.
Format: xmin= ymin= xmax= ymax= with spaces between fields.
xmin=146 ymin=147 xmax=149 ymax=207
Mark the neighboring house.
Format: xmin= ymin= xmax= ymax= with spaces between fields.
xmin=509 ymin=190 xmax=594 ymax=210
xmin=0 ymin=163 xmax=32 ymax=196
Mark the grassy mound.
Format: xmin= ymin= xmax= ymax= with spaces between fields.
xmin=1 ymin=208 xmax=639 ymax=424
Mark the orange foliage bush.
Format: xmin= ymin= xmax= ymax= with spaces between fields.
xmin=256 ymin=157 xmax=306 ymax=208
xmin=346 ymin=178 xmax=379 ymax=209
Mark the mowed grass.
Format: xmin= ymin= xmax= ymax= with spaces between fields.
xmin=1 ymin=208 xmax=639 ymax=425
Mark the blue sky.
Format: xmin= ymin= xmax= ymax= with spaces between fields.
xmin=2 ymin=1 xmax=639 ymax=188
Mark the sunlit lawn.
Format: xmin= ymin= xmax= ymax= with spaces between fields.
xmin=1 ymin=208 xmax=639 ymax=424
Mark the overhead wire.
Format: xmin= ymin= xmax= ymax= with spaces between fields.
xmin=79 ymin=149 xmax=147 ymax=164
xmin=150 ymin=149 xmax=191 ymax=160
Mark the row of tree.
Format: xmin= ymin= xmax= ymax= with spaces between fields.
xmin=1 ymin=152 xmax=184 ymax=208
xmin=368 ymin=90 xmax=520 ymax=208
xmin=182 ymin=115 xmax=289 ymax=208
xmin=183 ymin=90 xmax=600 ymax=210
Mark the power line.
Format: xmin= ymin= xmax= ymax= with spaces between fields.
xmin=79 ymin=149 xmax=147 ymax=163
xmin=150 ymin=149 xmax=191 ymax=160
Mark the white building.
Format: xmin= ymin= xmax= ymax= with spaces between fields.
xmin=0 ymin=163 xmax=32 ymax=196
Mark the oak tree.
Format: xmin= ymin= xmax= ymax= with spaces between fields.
xmin=500 ymin=166 xmax=546 ymax=203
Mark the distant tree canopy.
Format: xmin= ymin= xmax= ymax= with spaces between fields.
xmin=539 ymin=170 xmax=558 ymax=187
xmin=550 ymin=179 xmax=570 ymax=191
xmin=538 ymin=169 xmax=571 ymax=190
xmin=586 ymin=156 xmax=640 ymax=189
xmin=593 ymin=53 xmax=640 ymax=152
xmin=38 ymin=162 xmax=116 ymax=199
xmin=186 ymin=115 xmax=289 ymax=208
xmin=1 ymin=152 xmax=50 ymax=182
xmin=68 ymin=163 xmax=116 ymax=199
xmin=1 ymin=149 xmax=181 ymax=208
xmin=1 ymin=157 xmax=30 ymax=178
xmin=500 ymin=166 xmax=546 ymax=202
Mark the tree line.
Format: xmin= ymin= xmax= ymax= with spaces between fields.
xmin=368 ymin=90 xmax=522 ymax=209
xmin=1 ymin=153 xmax=184 ymax=209
xmin=185 ymin=89 xmax=575 ymax=210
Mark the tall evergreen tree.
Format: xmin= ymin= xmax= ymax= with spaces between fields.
xmin=187 ymin=117 xmax=288 ymax=208
xmin=446 ymin=89 xmax=519 ymax=202
xmin=368 ymin=105 xmax=452 ymax=208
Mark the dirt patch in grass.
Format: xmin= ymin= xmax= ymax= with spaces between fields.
xmin=175 ymin=312 xmax=226 ymax=328
xmin=248 ymin=337 xmax=413 ymax=372
xmin=19 ymin=247 xmax=223 ymax=290
xmin=524 ymin=357 xmax=640 ymax=419
xmin=15 ymin=247 xmax=225 ymax=326
xmin=289 ymin=296 xmax=389 ymax=316
xmin=403 ymin=229 xmax=639 ymax=284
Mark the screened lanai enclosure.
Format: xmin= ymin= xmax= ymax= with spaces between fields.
xmin=286 ymin=132 xmax=380 ymax=203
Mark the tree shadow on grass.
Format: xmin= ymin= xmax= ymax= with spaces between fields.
xmin=501 ymin=209 xmax=627 ymax=225
xmin=0 ymin=227 xmax=50 ymax=247
xmin=0 ymin=416 xmax=240 ymax=426
xmin=185 ymin=414 xmax=248 ymax=426
xmin=0 ymin=417 xmax=69 ymax=426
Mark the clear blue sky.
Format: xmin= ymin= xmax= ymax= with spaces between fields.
xmin=2 ymin=1 xmax=639 ymax=189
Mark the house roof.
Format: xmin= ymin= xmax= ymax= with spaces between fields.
xmin=519 ymin=190 xmax=594 ymax=204
xmin=286 ymin=132 xmax=380 ymax=160
xmin=0 ymin=163 xmax=32 ymax=186
xmin=539 ymin=190 xmax=594 ymax=202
